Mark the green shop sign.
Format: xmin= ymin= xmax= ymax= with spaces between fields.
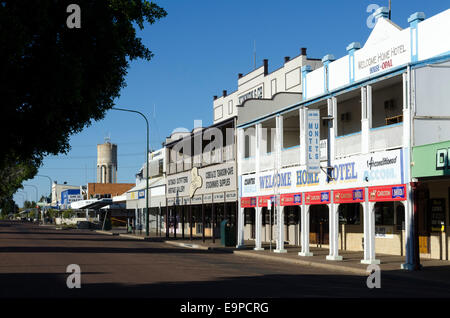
xmin=412 ymin=140 xmax=450 ymax=177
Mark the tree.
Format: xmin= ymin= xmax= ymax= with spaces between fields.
xmin=0 ymin=196 xmax=18 ymax=217
xmin=23 ymin=201 xmax=37 ymax=209
xmin=0 ymin=0 xmax=167 ymax=200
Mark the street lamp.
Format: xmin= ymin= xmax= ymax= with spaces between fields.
xmin=36 ymin=175 xmax=52 ymax=224
xmin=36 ymin=175 xmax=52 ymax=204
xmin=24 ymin=184 xmax=39 ymax=222
xmin=112 ymin=107 xmax=150 ymax=237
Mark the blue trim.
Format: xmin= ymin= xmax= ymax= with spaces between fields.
xmin=282 ymin=145 xmax=300 ymax=150
xmin=237 ymin=52 xmax=450 ymax=129
xmin=238 ymin=66 xmax=407 ymax=129
xmin=335 ymin=131 xmax=362 ymax=139
xmin=410 ymin=21 xmax=419 ymax=63
xmin=411 ymin=51 xmax=450 ymax=69
xmin=369 ymin=122 xmax=403 ymax=131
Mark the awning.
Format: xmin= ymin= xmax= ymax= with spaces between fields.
xmin=70 ymin=198 xmax=113 ymax=210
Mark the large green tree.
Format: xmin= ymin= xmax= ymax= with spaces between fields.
xmin=0 ymin=0 xmax=167 ymax=200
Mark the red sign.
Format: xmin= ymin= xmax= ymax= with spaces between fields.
xmin=258 ymin=195 xmax=275 ymax=207
xmin=333 ymin=188 xmax=364 ymax=204
xmin=304 ymin=191 xmax=330 ymax=205
xmin=241 ymin=197 xmax=257 ymax=208
xmin=368 ymin=184 xmax=406 ymax=202
xmin=280 ymin=193 xmax=302 ymax=206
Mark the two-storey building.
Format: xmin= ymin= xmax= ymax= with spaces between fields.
xmin=164 ymin=48 xmax=322 ymax=241
xmin=236 ymin=7 xmax=450 ymax=268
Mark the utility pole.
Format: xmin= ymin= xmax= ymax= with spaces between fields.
xmin=112 ymin=107 xmax=150 ymax=237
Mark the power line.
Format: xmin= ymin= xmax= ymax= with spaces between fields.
xmin=40 ymin=166 xmax=141 ymax=170
xmin=46 ymin=152 xmax=145 ymax=159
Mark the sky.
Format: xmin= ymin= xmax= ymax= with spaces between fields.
xmin=14 ymin=0 xmax=450 ymax=206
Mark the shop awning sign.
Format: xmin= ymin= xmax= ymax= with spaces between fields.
xmin=304 ymin=190 xmax=330 ymax=205
xmin=280 ymin=193 xmax=302 ymax=206
xmin=241 ymin=197 xmax=257 ymax=208
xmin=333 ymin=188 xmax=364 ymax=204
xmin=368 ymin=184 xmax=406 ymax=202
xmin=258 ymin=195 xmax=275 ymax=207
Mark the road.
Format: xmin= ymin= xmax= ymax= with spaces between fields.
xmin=0 ymin=220 xmax=449 ymax=298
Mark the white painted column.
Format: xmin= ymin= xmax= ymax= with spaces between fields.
xmin=362 ymin=198 xmax=380 ymax=264
xmin=299 ymin=204 xmax=313 ymax=256
xmin=236 ymin=128 xmax=245 ymax=248
xmin=361 ymin=188 xmax=369 ymax=262
xmin=275 ymin=205 xmax=287 ymax=253
xmin=327 ymin=97 xmax=337 ymax=162
xmin=401 ymin=69 xmax=415 ymax=269
xmin=327 ymin=200 xmax=342 ymax=261
xmin=361 ymin=86 xmax=370 ymax=154
xmin=254 ymin=206 xmax=264 ymax=251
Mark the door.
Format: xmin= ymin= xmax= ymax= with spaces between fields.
xmin=309 ymin=205 xmax=329 ymax=245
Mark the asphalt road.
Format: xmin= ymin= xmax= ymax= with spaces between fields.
xmin=0 ymin=220 xmax=449 ymax=299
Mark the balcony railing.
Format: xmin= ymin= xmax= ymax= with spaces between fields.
xmin=260 ymin=152 xmax=275 ymax=172
xmin=281 ymin=146 xmax=300 ymax=167
xmin=241 ymin=156 xmax=256 ymax=174
xmin=369 ymin=123 xmax=403 ymax=151
xmin=211 ymin=148 xmax=222 ymax=164
xmin=222 ymin=144 xmax=234 ymax=162
xmin=336 ymin=132 xmax=362 ymax=158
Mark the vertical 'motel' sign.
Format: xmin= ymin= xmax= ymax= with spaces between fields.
xmin=306 ymin=109 xmax=320 ymax=173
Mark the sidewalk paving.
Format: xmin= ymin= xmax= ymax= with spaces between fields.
xmin=93 ymin=229 xmax=450 ymax=284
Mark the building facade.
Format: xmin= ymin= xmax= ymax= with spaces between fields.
xmin=236 ymin=7 xmax=450 ymax=268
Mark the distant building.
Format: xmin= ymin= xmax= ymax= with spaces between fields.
xmin=51 ymin=182 xmax=81 ymax=206
xmin=97 ymin=139 xmax=117 ymax=183
xmin=87 ymin=182 xmax=134 ymax=199
xmin=60 ymin=189 xmax=83 ymax=210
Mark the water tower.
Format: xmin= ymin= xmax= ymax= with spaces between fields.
xmin=97 ymin=137 xmax=117 ymax=183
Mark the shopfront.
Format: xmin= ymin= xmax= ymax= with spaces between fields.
xmin=239 ymin=148 xmax=408 ymax=261
xmin=166 ymin=162 xmax=238 ymax=242
xmin=412 ymin=141 xmax=450 ymax=260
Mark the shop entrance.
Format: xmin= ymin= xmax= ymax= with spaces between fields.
xmin=285 ymin=206 xmax=301 ymax=245
xmin=244 ymin=207 xmax=256 ymax=239
xmin=309 ymin=205 xmax=329 ymax=246
xmin=415 ymin=187 xmax=430 ymax=254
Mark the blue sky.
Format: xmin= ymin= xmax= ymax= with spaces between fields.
xmin=15 ymin=0 xmax=450 ymax=206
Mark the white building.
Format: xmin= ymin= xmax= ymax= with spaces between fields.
xmin=161 ymin=48 xmax=323 ymax=241
xmin=126 ymin=148 xmax=166 ymax=233
xmin=236 ymin=7 xmax=450 ymax=269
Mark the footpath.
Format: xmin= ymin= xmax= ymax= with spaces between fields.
xmin=94 ymin=228 xmax=450 ymax=284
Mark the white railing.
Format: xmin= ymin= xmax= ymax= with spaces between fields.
xmin=211 ymin=148 xmax=222 ymax=164
xmin=281 ymin=146 xmax=300 ymax=167
xmin=169 ymin=162 xmax=176 ymax=174
xmin=183 ymin=156 xmax=192 ymax=170
xmin=370 ymin=124 xmax=403 ymax=151
xmin=223 ymin=144 xmax=234 ymax=161
xmin=176 ymin=160 xmax=183 ymax=172
xmin=336 ymin=133 xmax=361 ymax=158
xmin=193 ymin=154 xmax=202 ymax=167
xmin=202 ymin=151 xmax=211 ymax=165
xmin=241 ymin=157 xmax=256 ymax=174
xmin=260 ymin=152 xmax=275 ymax=172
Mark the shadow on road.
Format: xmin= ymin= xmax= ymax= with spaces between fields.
xmin=1 ymin=270 xmax=450 ymax=298
xmin=0 ymin=245 xmax=229 ymax=255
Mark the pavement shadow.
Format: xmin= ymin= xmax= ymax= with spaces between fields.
xmin=0 ymin=245 xmax=230 ymax=255
xmin=2 ymin=271 xmax=450 ymax=298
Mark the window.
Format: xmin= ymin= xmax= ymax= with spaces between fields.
xmin=338 ymin=203 xmax=361 ymax=225
xmin=375 ymin=202 xmax=395 ymax=225
xmin=214 ymin=105 xmax=223 ymax=121
xmin=228 ymin=100 xmax=233 ymax=115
